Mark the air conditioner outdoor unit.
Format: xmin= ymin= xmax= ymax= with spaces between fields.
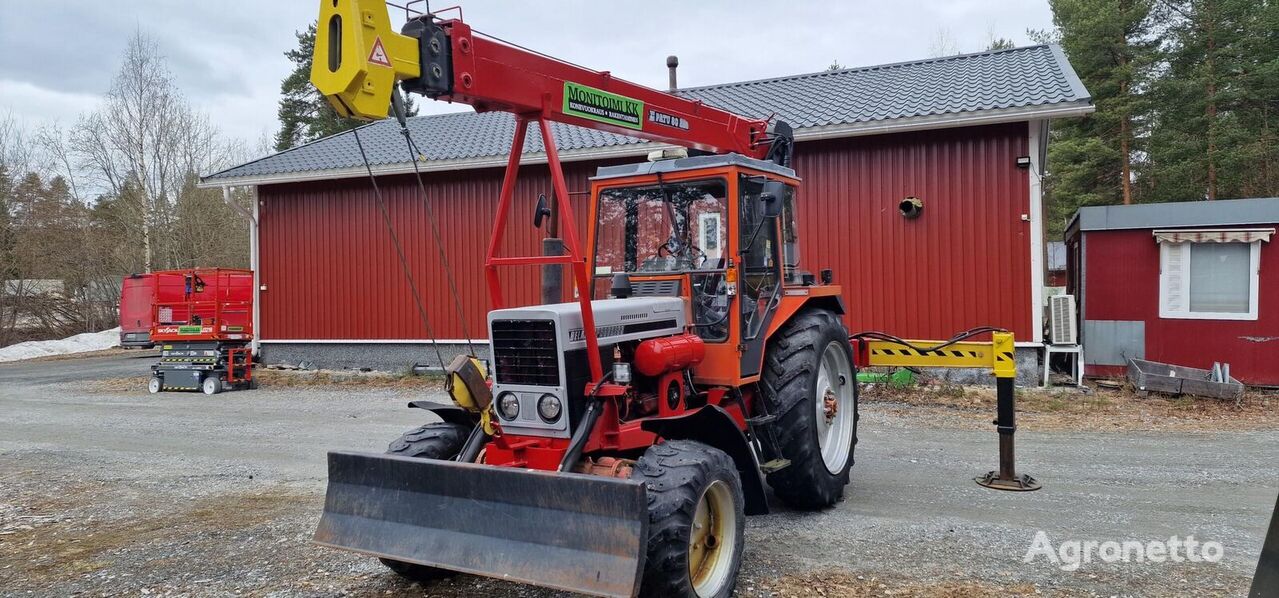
xmin=1049 ymin=294 xmax=1077 ymax=346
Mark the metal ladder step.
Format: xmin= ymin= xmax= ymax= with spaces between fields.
xmin=758 ymin=458 xmax=791 ymax=474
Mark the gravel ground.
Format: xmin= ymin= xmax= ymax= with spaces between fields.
xmin=0 ymin=353 xmax=1275 ymax=597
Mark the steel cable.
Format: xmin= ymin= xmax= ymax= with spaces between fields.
xmin=391 ymin=90 xmax=478 ymax=356
xmin=352 ymin=126 xmax=448 ymax=369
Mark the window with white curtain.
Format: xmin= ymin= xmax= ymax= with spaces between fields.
xmin=1159 ymin=240 xmax=1261 ymax=320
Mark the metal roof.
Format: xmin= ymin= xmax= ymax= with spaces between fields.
xmin=203 ymin=44 xmax=1091 ymax=186
xmin=1067 ymin=198 xmax=1279 ymax=236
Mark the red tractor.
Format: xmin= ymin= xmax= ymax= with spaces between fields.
xmin=310 ymin=3 xmax=858 ymax=596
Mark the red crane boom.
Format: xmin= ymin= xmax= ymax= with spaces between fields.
xmin=312 ymin=2 xmax=793 ymax=383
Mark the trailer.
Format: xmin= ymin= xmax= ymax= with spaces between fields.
xmin=147 ymin=268 xmax=255 ymax=395
xmin=119 ymin=274 xmax=158 ymax=348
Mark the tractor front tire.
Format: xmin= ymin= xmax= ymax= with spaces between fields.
xmin=385 ymin=421 xmax=469 ymax=458
xmin=761 ymin=308 xmax=858 ymax=510
xmin=378 ymin=421 xmax=470 ymax=583
xmin=632 ymin=440 xmax=745 ymax=598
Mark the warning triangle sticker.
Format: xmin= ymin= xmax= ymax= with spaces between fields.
xmin=368 ymin=37 xmax=392 ymax=67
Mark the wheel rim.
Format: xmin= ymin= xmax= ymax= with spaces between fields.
xmin=148 ymin=378 xmax=161 ymax=393
xmin=689 ymin=479 xmax=736 ymax=597
xmin=202 ymin=377 xmax=217 ymax=394
xmin=814 ymin=341 xmax=855 ymax=474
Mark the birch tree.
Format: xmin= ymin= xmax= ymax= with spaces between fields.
xmin=71 ymin=31 xmax=229 ymax=272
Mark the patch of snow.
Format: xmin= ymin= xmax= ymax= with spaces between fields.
xmin=0 ymin=327 xmax=121 ymax=363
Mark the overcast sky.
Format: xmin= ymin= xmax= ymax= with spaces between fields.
xmin=0 ymin=1 xmax=1055 ymax=151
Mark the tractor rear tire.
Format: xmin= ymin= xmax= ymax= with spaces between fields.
xmin=760 ymin=308 xmax=858 ymax=510
xmin=631 ymin=440 xmax=745 ymax=598
xmin=378 ymin=421 xmax=470 ymax=583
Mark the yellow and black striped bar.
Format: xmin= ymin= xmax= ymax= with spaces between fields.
xmin=864 ymin=331 xmax=1016 ymax=378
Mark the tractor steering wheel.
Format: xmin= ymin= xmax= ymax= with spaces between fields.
xmin=651 ymin=242 xmax=708 ymax=270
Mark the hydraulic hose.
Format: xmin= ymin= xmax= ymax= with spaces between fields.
xmin=557 ymin=372 xmax=613 ymax=472
xmin=849 ymin=326 xmax=1007 ymax=353
xmin=456 ymin=423 xmax=488 ymax=463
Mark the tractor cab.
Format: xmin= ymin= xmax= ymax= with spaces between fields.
xmin=587 ymin=153 xmax=838 ymax=386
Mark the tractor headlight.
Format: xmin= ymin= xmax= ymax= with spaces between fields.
xmin=497 ymin=392 xmax=520 ymax=420
xmin=537 ymin=394 xmax=562 ymax=422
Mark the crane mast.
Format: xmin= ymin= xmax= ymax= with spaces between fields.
xmin=311 ymin=0 xmax=793 ymax=382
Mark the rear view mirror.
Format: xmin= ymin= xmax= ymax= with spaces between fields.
xmin=760 ymin=181 xmax=785 ymax=218
xmin=533 ymin=193 xmax=552 ymax=228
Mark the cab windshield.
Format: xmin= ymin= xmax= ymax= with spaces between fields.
xmin=593 ymin=179 xmax=728 ymax=275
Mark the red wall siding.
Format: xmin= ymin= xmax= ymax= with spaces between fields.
xmin=258 ymin=160 xmax=609 ymax=341
xmin=1082 ymin=228 xmax=1279 ymax=385
xmin=793 ymin=123 xmax=1033 ymax=339
xmin=257 ymin=123 xmax=1033 ymax=344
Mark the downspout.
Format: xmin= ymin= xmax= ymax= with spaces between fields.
xmin=222 ymin=186 xmax=260 ymax=355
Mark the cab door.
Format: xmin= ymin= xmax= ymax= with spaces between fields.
xmin=737 ymin=176 xmax=787 ymax=378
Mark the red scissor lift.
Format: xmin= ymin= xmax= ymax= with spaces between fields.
xmin=147 ymin=268 xmax=255 ymax=395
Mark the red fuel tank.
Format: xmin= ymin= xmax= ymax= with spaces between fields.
xmin=634 ymin=334 xmax=706 ymax=377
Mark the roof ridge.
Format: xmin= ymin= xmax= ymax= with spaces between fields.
xmin=204 ymin=109 xmax=489 ymax=178
xmin=676 ymin=44 xmax=1054 ymax=93
xmin=203 ymin=43 xmax=1092 ymax=185
xmin=203 ymin=119 xmax=389 ymax=179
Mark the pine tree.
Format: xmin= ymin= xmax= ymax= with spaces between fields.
xmin=1046 ymin=0 xmax=1157 ymax=214
xmin=986 ymin=36 xmax=1017 ymax=51
xmin=274 ymin=23 xmax=417 ymax=152
xmin=1145 ymin=0 xmax=1278 ymax=201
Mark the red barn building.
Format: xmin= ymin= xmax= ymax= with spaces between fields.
xmin=201 ymin=45 xmax=1092 ymax=382
xmin=1066 ymin=198 xmax=1279 ymax=386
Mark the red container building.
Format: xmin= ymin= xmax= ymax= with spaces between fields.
xmin=1065 ymin=199 xmax=1279 ymax=386
xmin=201 ymin=45 xmax=1092 ymax=380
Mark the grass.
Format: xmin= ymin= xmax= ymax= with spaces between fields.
xmin=860 ymin=374 xmax=1279 ymax=432
xmin=251 ymin=368 xmax=443 ymax=389
xmin=88 ymin=367 xmax=444 ymax=393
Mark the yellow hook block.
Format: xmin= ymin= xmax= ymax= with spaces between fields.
xmin=310 ymin=0 xmax=421 ymax=120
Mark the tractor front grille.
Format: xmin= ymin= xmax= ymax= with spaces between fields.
xmin=491 ymin=319 xmax=560 ymax=386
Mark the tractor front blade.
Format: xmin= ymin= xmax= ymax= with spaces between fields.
xmin=314 ymin=451 xmax=648 ymax=598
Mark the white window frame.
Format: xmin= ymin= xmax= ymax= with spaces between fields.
xmin=1159 ymin=240 xmax=1261 ymax=321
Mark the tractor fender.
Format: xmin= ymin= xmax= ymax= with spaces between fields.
xmin=764 ymin=292 xmax=846 ymax=342
xmin=807 ymin=294 xmax=846 ymax=315
xmin=641 ymin=405 xmax=769 ymax=515
xmin=407 ymin=400 xmax=477 ymax=427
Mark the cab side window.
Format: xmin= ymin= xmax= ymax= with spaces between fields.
xmin=780 ymin=188 xmax=800 ymax=283
xmin=739 ymin=177 xmax=780 ymax=339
